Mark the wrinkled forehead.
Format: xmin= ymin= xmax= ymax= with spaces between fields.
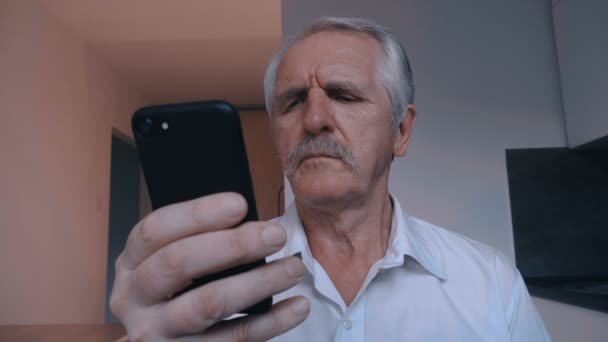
xmin=274 ymin=31 xmax=385 ymax=93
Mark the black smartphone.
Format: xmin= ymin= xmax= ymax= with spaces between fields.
xmin=131 ymin=100 xmax=272 ymax=314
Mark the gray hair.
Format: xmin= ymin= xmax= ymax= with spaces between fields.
xmin=263 ymin=16 xmax=415 ymax=130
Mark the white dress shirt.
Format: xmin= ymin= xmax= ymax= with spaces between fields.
xmin=266 ymin=196 xmax=551 ymax=341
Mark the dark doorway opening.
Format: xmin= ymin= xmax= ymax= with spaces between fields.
xmin=105 ymin=130 xmax=141 ymax=323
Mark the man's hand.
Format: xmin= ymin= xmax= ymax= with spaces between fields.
xmin=109 ymin=192 xmax=309 ymax=341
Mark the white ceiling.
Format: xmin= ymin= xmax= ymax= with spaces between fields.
xmin=40 ymin=0 xmax=282 ymax=106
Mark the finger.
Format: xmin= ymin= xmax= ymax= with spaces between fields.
xmin=176 ymin=297 xmax=310 ymax=342
xmin=160 ymin=256 xmax=306 ymax=337
xmin=133 ymin=222 xmax=288 ymax=303
xmin=120 ymin=192 xmax=247 ymax=269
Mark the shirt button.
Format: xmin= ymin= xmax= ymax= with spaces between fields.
xmin=343 ymin=319 xmax=352 ymax=330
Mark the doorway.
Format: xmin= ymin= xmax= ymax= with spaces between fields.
xmin=105 ymin=130 xmax=141 ymax=323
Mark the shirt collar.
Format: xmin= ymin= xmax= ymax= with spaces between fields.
xmin=276 ymin=204 xmax=315 ymax=271
xmin=390 ymin=197 xmax=447 ymax=280
xmin=276 ymin=195 xmax=447 ymax=280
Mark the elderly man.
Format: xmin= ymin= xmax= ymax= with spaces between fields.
xmin=110 ymin=17 xmax=551 ymax=341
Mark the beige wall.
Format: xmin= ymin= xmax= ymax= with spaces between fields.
xmin=0 ymin=0 xmax=144 ymax=324
xmin=240 ymin=111 xmax=284 ymax=221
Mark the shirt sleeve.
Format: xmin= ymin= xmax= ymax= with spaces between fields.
xmin=494 ymin=252 xmax=552 ymax=342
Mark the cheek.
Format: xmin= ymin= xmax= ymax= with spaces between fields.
xmin=271 ymin=121 xmax=297 ymax=159
xmin=338 ymin=107 xmax=394 ymax=164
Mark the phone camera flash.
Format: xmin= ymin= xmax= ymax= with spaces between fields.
xmin=161 ymin=122 xmax=169 ymax=130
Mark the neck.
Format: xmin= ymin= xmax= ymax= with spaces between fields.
xmin=294 ymin=181 xmax=393 ymax=306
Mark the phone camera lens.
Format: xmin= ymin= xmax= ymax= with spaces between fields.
xmin=135 ymin=117 xmax=154 ymax=137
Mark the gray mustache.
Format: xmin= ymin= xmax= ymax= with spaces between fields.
xmin=284 ymin=135 xmax=358 ymax=176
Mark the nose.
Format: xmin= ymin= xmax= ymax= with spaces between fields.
xmin=303 ymin=88 xmax=336 ymax=135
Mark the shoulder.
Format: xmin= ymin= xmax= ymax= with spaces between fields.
xmin=408 ymin=215 xmax=549 ymax=339
xmin=408 ymin=215 xmax=523 ymax=309
xmin=409 ymin=215 xmax=516 ymax=277
xmin=406 ymin=214 xmax=522 ymax=307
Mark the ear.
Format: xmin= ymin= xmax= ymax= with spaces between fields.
xmin=393 ymin=104 xmax=417 ymax=157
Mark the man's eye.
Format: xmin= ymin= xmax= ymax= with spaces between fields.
xmin=327 ymin=89 xmax=357 ymax=103
xmin=335 ymin=95 xmax=356 ymax=102
xmin=284 ymin=98 xmax=303 ymax=112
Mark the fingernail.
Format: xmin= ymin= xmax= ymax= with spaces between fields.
xmin=262 ymin=224 xmax=286 ymax=248
xmin=292 ymin=298 xmax=310 ymax=316
xmin=229 ymin=194 xmax=247 ymax=216
xmin=284 ymin=257 xmax=305 ymax=278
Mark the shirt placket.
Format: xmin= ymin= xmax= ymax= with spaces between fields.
xmin=334 ymin=294 xmax=365 ymax=342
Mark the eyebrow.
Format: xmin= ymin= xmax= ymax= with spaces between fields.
xmin=324 ymin=80 xmax=364 ymax=94
xmin=276 ymin=80 xmax=365 ymax=107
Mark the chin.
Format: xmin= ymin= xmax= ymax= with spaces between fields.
xmin=289 ymin=170 xmax=356 ymax=204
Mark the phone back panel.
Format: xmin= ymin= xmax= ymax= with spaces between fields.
xmin=133 ymin=101 xmax=258 ymax=218
xmin=132 ymin=100 xmax=270 ymax=314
